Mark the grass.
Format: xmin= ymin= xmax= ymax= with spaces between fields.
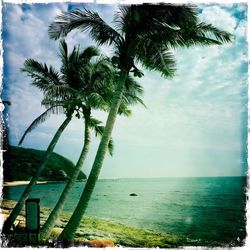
xmin=2 ymin=199 xmax=239 ymax=248
xmin=74 ymin=217 xmax=182 ymax=247
xmin=1 ymin=200 xmax=193 ymax=248
xmin=3 ymin=146 xmax=86 ymax=181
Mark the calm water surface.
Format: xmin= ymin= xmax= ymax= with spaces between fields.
xmin=3 ymin=177 xmax=246 ymax=244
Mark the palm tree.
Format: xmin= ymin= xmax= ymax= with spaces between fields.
xmin=2 ymin=109 xmax=72 ymax=233
xmin=38 ymin=42 xmax=144 ymax=240
xmin=2 ymin=41 xmax=104 ymax=233
xmin=48 ymin=3 xmax=233 ymax=242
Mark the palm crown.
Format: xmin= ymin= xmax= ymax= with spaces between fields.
xmin=49 ymin=4 xmax=232 ymax=77
xmin=20 ymin=40 xmax=144 ymax=152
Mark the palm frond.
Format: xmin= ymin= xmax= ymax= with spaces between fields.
xmin=59 ymin=39 xmax=68 ymax=64
xmin=135 ymin=44 xmax=176 ymax=78
xmin=125 ymin=76 xmax=144 ymax=95
xmin=118 ymin=102 xmax=132 ymax=117
xmin=89 ymin=58 xmax=115 ymax=89
xmin=195 ymin=22 xmax=233 ymax=44
xmin=18 ymin=106 xmax=65 ymax=146
xmin=79 ymin=46 xmax=100 ymax=61
xmin=121 ymin=78 xmax=146 ymax=107
xmin=49 ymin=8 xmax=122 ymax=46
xmin=135 ymin=18 xmax=232 ymax=52
xmin=89 ymin=117 xmax=114 ymax=155
xmin=107 ymin=138 xmax=114 ymax=156
xmin=89 ymin=118 xmax=103 ymax=137
xmin=117 ymin=4 xmax=232 ymax=66
xmin=41 ymin=97 xmax=76 ymax=109
xmin=44 ymin=83 xmax=75 ymax=100
xmin=94 ymin=57 xmax=114 ymax=74
xmin=116 ymin=4 xmax=198 ymax=36
xmin=122 ymin=94 xmax=146 ymax=108
xmin=59 ymin=42 xmax=100 ymax=91
xmin=22 ymin=59 xmax=61 ymax=86
xmin=69 ymin=44 xmax=80 ymax=62
xmin=87 ymin=92 xmax=107 ymax=109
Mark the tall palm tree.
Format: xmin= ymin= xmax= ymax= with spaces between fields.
xmin=38 ymin=42 xmax=144 ymax=240
xmin=48 ymin=3 xmax=233 ymax=242
xmin=2 ymin=41 xmax=105 ymax=233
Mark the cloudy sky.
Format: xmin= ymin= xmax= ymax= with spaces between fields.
xmin=1 ymin=1 xmax=248 ymax=178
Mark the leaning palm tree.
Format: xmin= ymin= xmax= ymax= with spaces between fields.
xmin=49 ymin=4 xmax=233 ymax=241
xmin=38 ymin=43 xmax=144 ymax=240
xmin=2 ymin=108 xmax=72 ymax=233
xmin=2 ymin=41 xmax=103 ymax=233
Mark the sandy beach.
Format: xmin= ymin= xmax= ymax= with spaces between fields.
xmin=3 ymin=181 xmax=49 ymax=187
xmin=2 ymin=180 xmax=75 ymax=187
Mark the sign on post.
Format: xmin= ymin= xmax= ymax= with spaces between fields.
xmin=25 ymin=198 xmax=40 ymax=244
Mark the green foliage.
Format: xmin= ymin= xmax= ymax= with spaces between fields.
xmin=89 ymin=117 xmax=114 ymax=156
xmin=21 ymin=40 xmax=144 ymax=147
xmin=3 ymin=146 xmax=86 ymax=182
xmin=18 ymin=106 xmax=66 ymax=146
xmin=48 ymin=4 xmax=232 ymax=78
xmin=1 ymin=200 xmax=193 ymax=248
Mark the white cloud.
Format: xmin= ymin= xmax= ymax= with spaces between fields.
xmin=200 ymin=5 xmax=237 ymax=33
xmin=2 ymin=3 xmax=248 ymax=177
xmin=3 ymin=3 xmax=67 ymax=143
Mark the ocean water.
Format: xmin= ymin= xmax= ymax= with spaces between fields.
xmin=3 ymin=177 xmax=247 ymax=244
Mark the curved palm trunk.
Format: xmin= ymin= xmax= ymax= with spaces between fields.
xmin=39 ymin=118 xmax=90 ymax=240
xmin=2 ymin=116 xmax=71 ymax=233
xmin=58 ymin=71 xmax=128 ymax=242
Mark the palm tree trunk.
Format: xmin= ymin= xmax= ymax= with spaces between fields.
xmin=39 ymin=117 xmax=91 ymax=240
xmin=58 ymin=71 xmax=128 ymax=242
xmin=2 ymin=116 xmax=71 ymax=234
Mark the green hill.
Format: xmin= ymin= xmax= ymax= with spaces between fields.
xmin=3 ymin=146 xmax=86 ymax=182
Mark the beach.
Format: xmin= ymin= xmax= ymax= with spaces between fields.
xmin=3 ymin=181 xmax=50 ymax=187
xmin=1 ymin=199 xmax=188 ymax=248
xmin=2 ymin=180 xmax=82 ymax=187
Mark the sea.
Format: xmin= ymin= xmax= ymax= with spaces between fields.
xmin=3 ymin=176 xmax=247 ymax=245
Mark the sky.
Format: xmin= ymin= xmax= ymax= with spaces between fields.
xmin=1 ymin=1 xmax=248 ymax=178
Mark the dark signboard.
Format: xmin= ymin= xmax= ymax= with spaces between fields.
xmin=25 ymin=198 xmax=40 ymax=233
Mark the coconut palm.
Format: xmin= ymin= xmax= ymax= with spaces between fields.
xmin=38 ymin=43 xmax=144 ymax=240
xmin=48 ymin=3 xmax=233 ymax=241
xmin=2 ymin=41 xmax=109 ymax=233
xmin=2 ymin=108 xmax=73 ymax=234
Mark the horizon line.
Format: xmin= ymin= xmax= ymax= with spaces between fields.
xmin=98 ymin=175 xmax=247 ymax=180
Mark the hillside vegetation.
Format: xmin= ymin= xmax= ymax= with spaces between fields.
xmin=3 ymin=146 xmax=86 ymax=182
